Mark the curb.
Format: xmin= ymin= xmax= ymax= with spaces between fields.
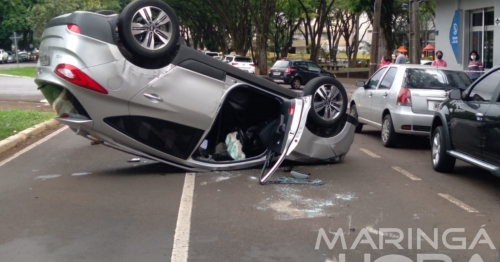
xmin=0 ymin=73 xmax=34 ymax=79
xmin=0 ymin=119 xmax=60 ymax=155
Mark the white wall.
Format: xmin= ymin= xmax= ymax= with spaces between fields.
xmin=435 ymin=0 xmax=500 ymax=70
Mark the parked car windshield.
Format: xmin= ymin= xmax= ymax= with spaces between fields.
xmin=235 ymin=57 xmax=252 ymax=62
xmin=405 ymin=68 xmax=471 ymax=90
xmin=272 ymin=60 xmax=290 ymax=67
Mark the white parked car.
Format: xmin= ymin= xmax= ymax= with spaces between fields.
xmin=222 ymin=55 xmax=255 ymax=74
xmin=0 ymin=49 xmax=7 ymax=63
xmin=350 ymin=65 xmax=472 ymax=147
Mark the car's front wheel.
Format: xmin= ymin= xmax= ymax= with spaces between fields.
xmin=117 ymin=0 xmax=180 ymax=60
xmin=431 ymin=126 xmax=456 ymax=172
xmin=303 ymin=77 xmax=348 ymax=127
xmin=381 ymin=114 xmax=398 ymax=147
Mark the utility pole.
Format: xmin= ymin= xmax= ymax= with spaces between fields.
xmin=409 ymin=0 xmax=421 ymax=64
xmin=369 ymin=0 xmax=382 ymax=76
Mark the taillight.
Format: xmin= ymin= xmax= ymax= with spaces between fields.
xmin=54 ymin=64 xmax=108 ymax=94
xmin=231 ymin=62 xmax=238 ymax=65
xmin=397 ymin=87 xmax=411 ymax=106
xmin=67 ymin=24 xmax=80 ymax=34
xmin=250 ymin=63 xmax=254 ymax=66
xmin=285 ymin=67 xmax=294 ymax=73
xmin=288 ymin=105 xmax=295 ymax=115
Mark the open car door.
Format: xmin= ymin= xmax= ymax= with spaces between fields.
xmin=259 ymin=96 xmax=311 ymax=184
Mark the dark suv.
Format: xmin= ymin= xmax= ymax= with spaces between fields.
xmin=269 ymin=59 xmax=336 ymax=89
xmin=430 ymin=65 xmax=500 ymax=176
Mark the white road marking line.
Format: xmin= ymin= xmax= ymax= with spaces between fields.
xmin=171 ymin=172 xmax=195 ymax=262
xmin=359 ymin=148 xmax=381 ymax=158
xmin=438 ymin=193 xmax=479 ymax=213
xmin=392 ymin=166 xmax=422 ymax=181
xmin=0 ymin=126 xmax=68 ymax=168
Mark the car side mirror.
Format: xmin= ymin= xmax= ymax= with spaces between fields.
xmin=449 ymin=88 xmax=462 ymax=100
xmin=356 ymin=80 xmax=366 ymax=88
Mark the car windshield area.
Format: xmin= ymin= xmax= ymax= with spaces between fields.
xmin=272 ymin=60 xmax=291 ymax=68
xmin=234 ymin=57 xmax=252 ymax=63
xmin=405 ymin=68 xmax=472 ymax=90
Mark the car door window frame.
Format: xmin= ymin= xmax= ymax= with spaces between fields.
xmin=378 ymin=67 xmax=398 ymax=90
xmin=466 ymin=68 xmax=500 ymax=103
xmin=367 ymin=68 xmax=388 ymax=89
xmin=307 ymin=62 xmax=321 ymax=72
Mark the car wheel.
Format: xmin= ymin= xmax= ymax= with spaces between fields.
xmin=350 ymin=104 xmax=363 ymax=133
xmin=118 ymin=0 xmax=180 ymax=59
xmin=303 ymin=76 xmax=348 ymax=127
xmin=431 ymin=126 xmax=456 ymax=172
xmin=290 ymin=77 xmax=301 ymax=89
xmin=381 ymin=114 xmax=398 ymax=147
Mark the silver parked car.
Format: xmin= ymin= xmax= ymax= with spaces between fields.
xmin=35 ymin=0 xmax=356 ymax=184
xmin=350 ymin=65 xmax=472 ymax=147
xmin=0 ymin=49 xmax=7 ymax=63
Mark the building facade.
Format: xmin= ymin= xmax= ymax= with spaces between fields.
xmin=435 ymin=0 xmax=500 ymax=70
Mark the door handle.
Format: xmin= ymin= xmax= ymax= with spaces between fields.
xmin=475 ymin=113 xmax=484 ymax=121
xmin=143 ymin=93 xmax=163 ymax=102
xmin=369 ymin=92 xmax=373 ymax=97
xmin=383 ymin=92 xmax=388 ymax=97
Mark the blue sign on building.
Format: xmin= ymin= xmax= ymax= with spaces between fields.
xmin=449 ymin=10 xmax=459 ymax=62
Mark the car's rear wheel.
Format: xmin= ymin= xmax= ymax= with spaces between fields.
xmin=303 ymin=77 xmax=348 ymax=127
xmin=118 ymin=0 xmax=179 ymax=60
xmin=431 ymin=126 xmax=456 ymax=172
xmin=290 ymin=77 xmax=301 ymax=89
xmin=381 ymin=114 xmax=398 ymax=147
xmin=350 ymin=104 xmax=363 ymax=133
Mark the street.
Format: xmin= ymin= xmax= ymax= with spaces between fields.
xmin=1 ymin=124 xmax=499 ymax=261
xmin=0 ymin=75 xmax=41 ymax=102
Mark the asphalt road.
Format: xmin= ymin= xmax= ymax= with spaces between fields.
xmin=1 ymin=124 xmax=499 ymax=261
xmin=0 ymin=76 xmax=41 ymax=102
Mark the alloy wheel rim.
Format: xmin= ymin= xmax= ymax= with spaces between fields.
xmin=432 ymin=133 xmax=441 ymax=165
xmin=131 ymin=6 xmax=172 ymax=50
xmin=312 ymin=84 xmax=343 ymax=121
xmin=382 ymin=119 xmax=390 ymax=142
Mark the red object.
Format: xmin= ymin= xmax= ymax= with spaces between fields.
xmin=60 ymin=113 xmax=70 ymax=118
xmin=401 ymin=125 xmax=412 ymax=130
xmin=250 ymin=63 xmax=254 ymax=66
xmin=397 ymin=87 xmax=411 ymax=106
xmin=379 ymin=60 xmax=391 ymax=68
xmin=422 ymin=44 xmax=434 ymax=51
xmin=54 ymin=64 xmax=108 ymax=94
xmin=67 ymin=24 xmax=81 ymax=34
xmin=285 ymin=67 xmax=294 ymax=73
xmin=288 ymin=105 xmax=295 ymax=115
xmin=231 ymin=62 xmax=238 ymax=65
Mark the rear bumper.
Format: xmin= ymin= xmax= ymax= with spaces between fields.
xmin=269 ymin=74 xmax=292 ymax=84
xmin=287 ymin=114 xmax=356 ymax=162
xmin=391 ymin=106 xmax=434 ymax=135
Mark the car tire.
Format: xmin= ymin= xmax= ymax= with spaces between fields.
xmin=290 ymin=77 xmax=301 ymax=89
xmin=303 ymin=76 xmax=348 ymax=127
xmin=381 ymin=114 xmax=398 ymax=147
xmin=117 ymin=0 xmax=179 ymax=59
xmin=431 ymin=126 xmax=456 ymax=172
xmin=350 ymin=104 xmax=363 ymax=133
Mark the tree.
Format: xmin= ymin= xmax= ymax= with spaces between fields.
xmin=270 ymin=0 xmax=302 ymax=59
xmin=249 ymin=0 xmax=277 ymax=75
xmin=0 ymin=0 xmax=37 ymax=50
xmin=296 ymin=0 xmax=336 ymax=62
xmin=204 ymin=0 xmax=252 ymax=55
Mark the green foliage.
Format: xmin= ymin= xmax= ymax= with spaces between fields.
xmin=0 ymin=109 xmax=55 ymax=140
xmin=0 ymin=66 xmax=36 ymax=77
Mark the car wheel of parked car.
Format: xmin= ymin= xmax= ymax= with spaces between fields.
xmin=304 ymin=77 xmax=348 ymax=127
xmin=290 ymin=77 xmax=301 ymax=89
xmin=381 ymin=114 xmax=398 ymax=147
xmin=431 ymin=126 xmax=456 ymax=172
xmin=350 ymin=104 xmax=363 ymax=133
xmin=118 ymin=0 xmax=179 ymax=60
